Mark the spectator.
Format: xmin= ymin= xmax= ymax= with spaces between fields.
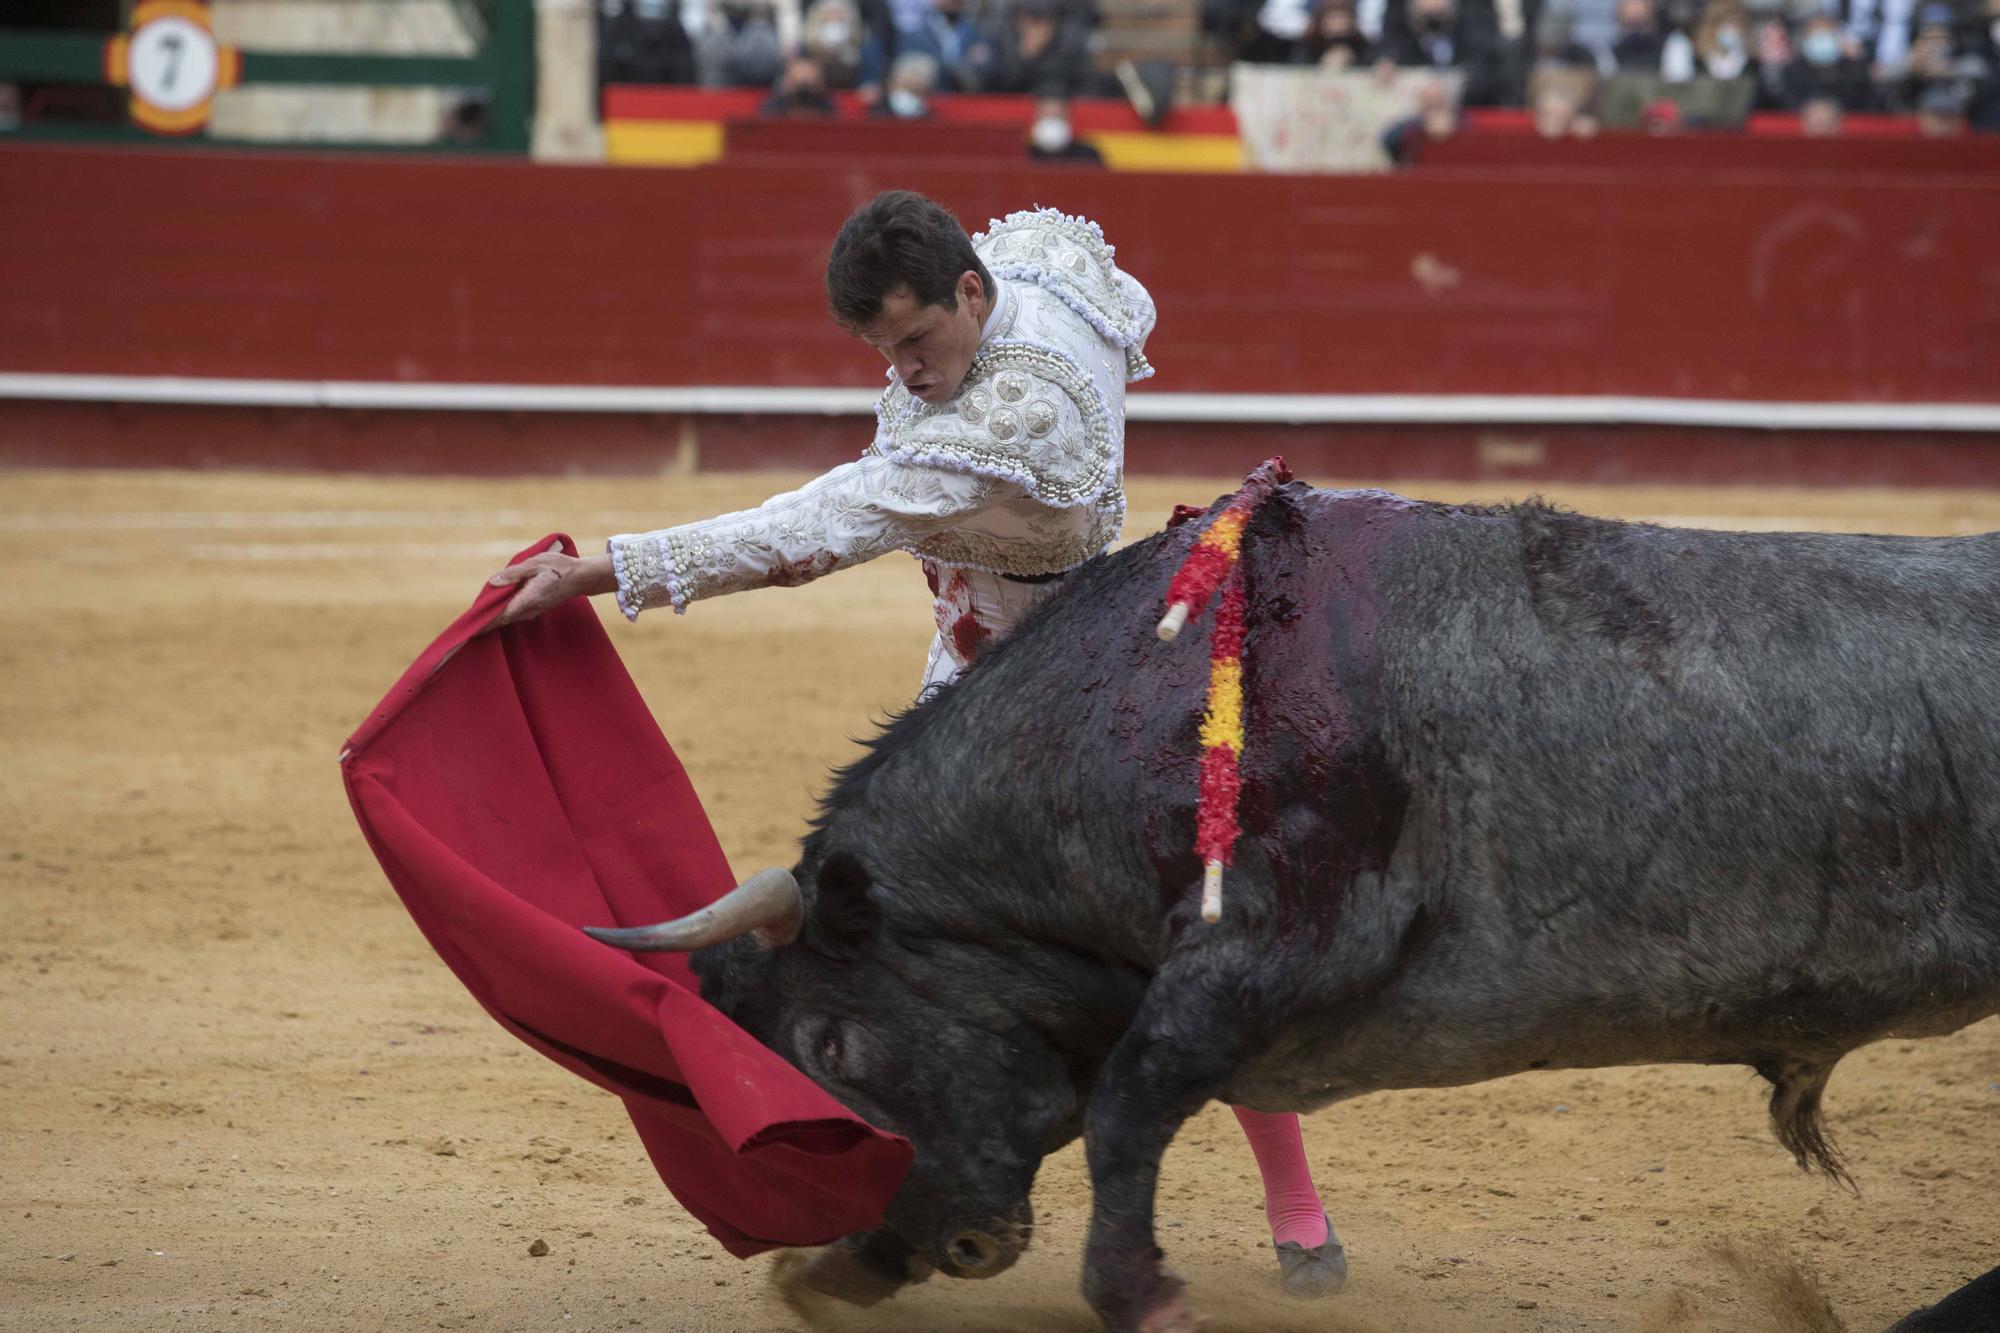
xmin=1889 ymin=3 xmax=1960 ymax=109
xmin=801 ymin=0 xmax=866 ymax=88
xmin=1531 ymin=77 xmax=1603 ymax=131
xmin=764 ymin=53 xmax=839 ymax=110
xmin=1382 ymin=77 xmax=1460 ymax=161
xmin=1693 ymin=0 xmax=1755 ymax=78
xmin=1969 ymin=0 xmax=2000 ymax=129
xmin=1380 ymin=0 xmax=1507 ymax=100
xmin=1241 ymin=0 xmax=1317 ymax=60
xmin=886 ymin=0 xmax=992 ymax=90
xmin=1914 ymin=78 xmax=1968 ymax=128
xmin=1846 ymin=0 xmax=1921 ymax=73
xmin=1027 ymin=94 xmax=1108 ymax=159
xmin=1780 ymin=13 xmax=1877 ymax=108
xmin=1658 ymin=0 xmax=1699 ymax=79
xmin=1382 ymin=0 xmax=1466 ymax=67
xmin=696 ymin=0 xmax=785 ymax=86
xmin=979 ymin=0 xmax=1098 ymax=95
xmin=1610 ymin=0 xmax=1666 ymax=69
xmin=1294 ymin=0 xmax=1378 ymax=64
xmin=1752 ymin=17 xmax=1792 ymax=107
xmin=1530 ymin=10 xmax=1599 ymax=69
xmin=1540 ymin=0 xmax=1623 ymax=63
xmin=876 ymin=50 xmax=942 ymax=113
xmin=600 ymin=0 xmax=698 ymax=84
xmin=1798 ymin=90 xmax=1846 ymax=131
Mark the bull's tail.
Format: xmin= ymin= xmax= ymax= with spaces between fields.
xmin=1757 ymin=1057 xmax=1855 ymax=1189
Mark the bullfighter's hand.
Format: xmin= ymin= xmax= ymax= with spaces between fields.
xmin=487 ymin=550 xmax=618 ymax=626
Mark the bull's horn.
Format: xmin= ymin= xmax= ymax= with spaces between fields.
xmin=583 ymin=866 xmax=803 ymax=951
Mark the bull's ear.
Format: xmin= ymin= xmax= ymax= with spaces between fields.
xmin=811 ymin=850 xmax=880 ymax=958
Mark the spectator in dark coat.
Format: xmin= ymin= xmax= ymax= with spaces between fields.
xmin=1380 ymin=0 xmax=1508 ymax=102
xmin=696 ymin=0 xmax=785 ymax=87
xmin=908 ymin=0 xmax=994 ymax=89
xmin=978 ymin=0 xmax=1098 ymax=95
xmin=1609 ymin=0 xmax=1665 ymax=69
xmin=763 ymin=54 xmax=838 ymax=112
xmin=1027 ymin=95 xmax=1108 ymax=160
xmin=1381 ymin=77 xmax=1460 ymax=162
xmin=1530 ymin=10 xmax=1599 ymax=69
xmin=1779 ymin=13 xmax=1877 ymax=109
xmin=1969 ymin=0 xmax=2000 ymax=130
xmin=600 ymin=0 xmax=697 ymax=85
xmin=1294 ymin=0 xmax=1377 ymax=64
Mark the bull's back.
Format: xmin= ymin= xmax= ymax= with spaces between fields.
xmin=1348 ymin=501 xmax=2000 ymax=1079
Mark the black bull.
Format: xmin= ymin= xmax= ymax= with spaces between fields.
xmin=594 ymin=483 xmax=2000 ymax=1332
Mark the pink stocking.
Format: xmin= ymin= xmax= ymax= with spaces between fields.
xmin=1230 ymin=1107 xmax=1329 ymax=1248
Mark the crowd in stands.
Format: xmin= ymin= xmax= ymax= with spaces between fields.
xmin=599 ymin=0 xmax=2000 ymax=133
xmin=600 ymin=0 xmax=1114 ymax=138
xmin=1222 ymin=0 xmax=2000 ymax=129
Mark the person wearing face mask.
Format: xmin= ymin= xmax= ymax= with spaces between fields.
xmin=1025 ymin=93 xmax=1106 ymax=160
xmin=873 ymin=50 xmax=940 ymax=115
xmin=801 ymin=0 xmax=865 ymax=87
xmin=1779 ymin=13 xmax=1876 ymax=110
xmin=1693 ymin=0 xmax=1753 ymax=80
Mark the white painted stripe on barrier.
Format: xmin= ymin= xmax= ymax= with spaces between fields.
xmin=183 ymin=540 xmax=530 ymax=562
xmin=0 ymin=509 xmax=665 ymax=533
xmin=3 ymin=372 xmax=1999 ymax=432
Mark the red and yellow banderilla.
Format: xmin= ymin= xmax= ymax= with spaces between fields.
xmin=1156 ymin=459 xmax=1290 ymax=923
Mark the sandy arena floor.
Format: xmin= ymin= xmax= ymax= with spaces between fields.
xmin=2 ymin=468 xmax=1996 ymax=1333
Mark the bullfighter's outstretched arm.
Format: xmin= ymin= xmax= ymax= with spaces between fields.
xmin=606 ymin=454 xmax=1023 ymax=618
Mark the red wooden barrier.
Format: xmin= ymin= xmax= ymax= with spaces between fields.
xmin=4 ymin=142 xmax=1994 ymax=405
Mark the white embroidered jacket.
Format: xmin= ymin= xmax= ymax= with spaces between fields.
xmin=607 ymin=209 xmax=1156 ymax=625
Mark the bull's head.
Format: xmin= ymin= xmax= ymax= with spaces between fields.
xmin=586 ymin=848 xmax=1083 ymax=1281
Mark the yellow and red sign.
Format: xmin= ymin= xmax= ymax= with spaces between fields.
xmin=104 ymin=1 xmax=241 ymax=135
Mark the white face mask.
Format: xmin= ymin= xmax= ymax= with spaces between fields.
xmin=887 ymin=88 xmax=927 ymax=117
xmin=1030 ymin=115 xmax=1072 ymax=152
xmin=819 ymin=19 xmax=852 ymax=44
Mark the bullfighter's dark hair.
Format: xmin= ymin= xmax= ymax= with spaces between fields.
xmin=825 ymin=191 xmax=993 ymax=328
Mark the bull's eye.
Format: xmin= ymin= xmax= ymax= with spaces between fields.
xmin=819 ymin=1029 xmax=842 ymax=1068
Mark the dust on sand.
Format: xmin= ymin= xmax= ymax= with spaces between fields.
xmin=3 ymin=470 xmax=1996 ymax=1332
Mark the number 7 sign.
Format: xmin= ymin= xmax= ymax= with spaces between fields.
xmin=104 ymin=0 xmax=241 ymax=135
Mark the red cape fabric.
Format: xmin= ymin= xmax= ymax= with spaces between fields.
xmin=340 ymin=535 xmax=912 ymax=1257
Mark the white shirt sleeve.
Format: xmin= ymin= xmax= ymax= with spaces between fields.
xmin=606 ymin=454 xmax=1021 ymax=618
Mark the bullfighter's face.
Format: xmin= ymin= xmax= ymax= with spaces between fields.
xmin=692 ymin=849 xmax=1075 ymax=1279
xmin=854 ymin=272 xmax=989 ymax=407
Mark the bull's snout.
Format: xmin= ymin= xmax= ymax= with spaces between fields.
xmin=935 ymin=1200 xmax=1033 ymax=1279
xmin=946 ymin=1231 xmax=1006 ymax=1275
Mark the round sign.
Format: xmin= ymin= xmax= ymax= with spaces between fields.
xmin=126 ymin=15 xmax=221 ymax=115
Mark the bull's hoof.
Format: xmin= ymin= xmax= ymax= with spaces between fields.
xmin=1273 ymin=1216 xmax=1347 ymax=1298
xmin=771 ymin=1239 xmax=930 ymax=1317
xmin=1136 ymin=1292 xmax=1203 ymax=1333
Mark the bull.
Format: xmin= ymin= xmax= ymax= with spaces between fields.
xmin=587 ymin=478 xmax=2000 ymax=1332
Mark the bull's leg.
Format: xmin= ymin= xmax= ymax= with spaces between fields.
xmin=1080 ymin=970 xmax=1244 ymax=1333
